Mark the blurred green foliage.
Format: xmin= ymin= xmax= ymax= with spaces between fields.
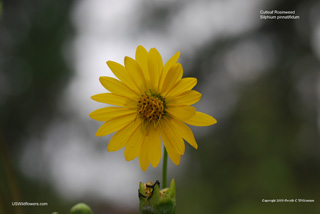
xmin=0 ymin=1 xmax=2 ymax=18
xmin=0 ymin=0 xmax=74 ymax=213
xmin=176 ymin=0 xmax=320 ymax=213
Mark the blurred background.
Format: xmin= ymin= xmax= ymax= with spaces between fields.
xmin=1 ymin=0 xmax=320 ymax=213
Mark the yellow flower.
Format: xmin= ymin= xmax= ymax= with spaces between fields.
xmin=89 ymin=45 xmax=216 ymax=171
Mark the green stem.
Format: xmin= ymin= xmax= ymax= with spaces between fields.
xmin=162 ymin=147 xmax=168 ymax=188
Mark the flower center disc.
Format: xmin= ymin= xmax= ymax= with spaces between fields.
xmin=138 ymin=92 xmax=166 ymax=124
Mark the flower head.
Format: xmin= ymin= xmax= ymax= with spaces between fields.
xmin=89 ymin=45 xmax=216 ymax=171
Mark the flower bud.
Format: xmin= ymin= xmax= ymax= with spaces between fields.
xmin=70 ymin=203 xmax=93 ymax=214
xmin=139 ymin=179 xmax=176 ymax=214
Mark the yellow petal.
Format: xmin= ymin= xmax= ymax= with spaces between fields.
xmin=125 ymin=99 xmax=139 ymax=109
xmin=160 ymin=124 xmax=181 ymax=165
xmin=166 ymin=77 xmax=197 ymax=98
xmin=148 ymin=48 xmax=163 ymax=91
xmin=147 ymin=127 xmax=161 ymax=168
xmin=91 ymin=93 xmax=127 ymax=107
xmin=99 ymin=76 xmax=139 ymax=99
xmin=106 ymin=61 xmax=137 ymax=92
xmin=160 ymin=119 xmax=185 ymax=155
xmin=160 ymin=63 xmax=183 ymax=94
xmin=182 ymin=111 xmax=217 ymax=126
xmin=159 ymin=51 xmax=180 ymax=89
xmin=106 ymin=61 xmax=126 ymax=79
xmin=167 ymin=90 xmax=201 ymax=106
xmin=139 ymin=141 xmax=150 ymax=172
xmin=89 ymin=107 xmax=136 ymax=122
xmin=96 ymin=113 xmax=136 ymax=136
xmin=167 ymin=150 xmax=180 ymax=165
xmin=124 ymin=56 xmax=147 ymax=93
xmin=169 ymin=118 xmax=198 ymax=149
xmin=166 ymin=105 xmax=196 ymax=121
xmin=107 ymin=119 xmax=142 ymax=151
xmin=124 ymin=126 xmax=145 ymax=161
xmin=135 ymin=45 xmax=149 ymax=81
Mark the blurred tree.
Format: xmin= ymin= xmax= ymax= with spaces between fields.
xmin=0 ymin=0 xmax=74 ymax=213
xmin=177 ymin=0 xmax=320 ymax=213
